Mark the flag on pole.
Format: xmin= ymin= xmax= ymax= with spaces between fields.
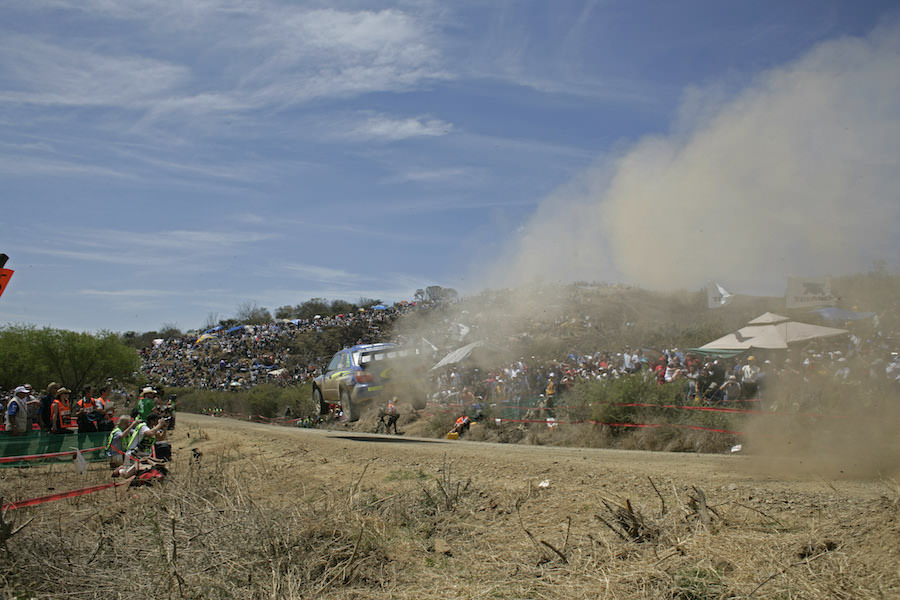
xmin=0 ymin=268 xmax=13 ymax=299
xmin=707 ymin=282 xmax=734 ymax=308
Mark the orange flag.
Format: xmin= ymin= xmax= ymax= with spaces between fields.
xmin=0 ymin=269 xmax=13 ymax=299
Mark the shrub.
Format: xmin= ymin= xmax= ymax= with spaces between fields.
xmin=173 ymin=383 xmax=314 ymax=418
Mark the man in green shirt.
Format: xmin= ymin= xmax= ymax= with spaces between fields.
xmin=137 ymin=387 xmax=157 ymax=420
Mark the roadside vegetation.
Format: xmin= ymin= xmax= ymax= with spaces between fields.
xmin=2 ymin=419 xmax=896 ymax=599
xmin=172 ymin=383 xmax=314 ymax=419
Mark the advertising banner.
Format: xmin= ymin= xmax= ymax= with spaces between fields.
xmin=785 ymin=276 xmax=836 ymax=308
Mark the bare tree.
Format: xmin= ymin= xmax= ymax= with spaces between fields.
xmin=235 ymin=302 xmax=272 ymax=325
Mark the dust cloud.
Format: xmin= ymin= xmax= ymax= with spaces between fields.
xmin=439 ymin=22 xmax=900 ymax=474
xmin=479 ymin=21 xmax=900 ymax=295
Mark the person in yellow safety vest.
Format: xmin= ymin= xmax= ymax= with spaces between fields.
xmin=544 ymin=376 xmax=557 ymax=418
xmin=124 ymin=413 xmax=168 ymax=459
xmin=105 ymin=416 xmax=136 ymax=468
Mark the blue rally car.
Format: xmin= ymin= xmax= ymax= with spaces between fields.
xmin=311 ymin=343 xmax=416 ymax=421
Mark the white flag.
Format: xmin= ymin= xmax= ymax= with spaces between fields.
xmin=707 ymin=282 xmax=734 ymax=309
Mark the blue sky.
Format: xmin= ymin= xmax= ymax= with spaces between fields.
xmin=1 ymin=1 xmax=898 ymax=333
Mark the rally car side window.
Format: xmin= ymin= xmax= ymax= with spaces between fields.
xmin=327 ymin=353 xmax=343 ymax=371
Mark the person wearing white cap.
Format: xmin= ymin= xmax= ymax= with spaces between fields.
xmin=6 ymin=386 xmax=33 ymax=435
xmin=136 ymin=387 xmax=157 ymax=421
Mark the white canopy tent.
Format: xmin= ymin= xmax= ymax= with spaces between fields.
xmin=699 ymin=313 xmax=848 ymax=351
xmin=430 ymin=340 xmax=512 ymax=371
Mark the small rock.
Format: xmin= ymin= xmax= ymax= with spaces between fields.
xmin=433 ymin=538 xmax=452 ymax=556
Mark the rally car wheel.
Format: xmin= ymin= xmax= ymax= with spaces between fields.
xmin=312 ymin=387 xmax=325 ymax=415
xmin=340 ymin=389 xmax=355 ymax=422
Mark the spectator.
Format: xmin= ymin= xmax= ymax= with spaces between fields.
xmin=76 ymin=386 xmax=99 ymax=433
xmin=125 ymin=413 xmax=168 ymax=459
xmin=741 ymin=356 xmax=760 ymax=398
xmin=384 ymin=398 xmax=400 ymax=434
xmin=136 ymin=387 xmax=157 ymax=420
xmin=94 ymin=386 xmax=115 ymax=431
xmin=105 ymin=416 xmax=136 ymax=468
xmin=720 ymin=375 xmax=742 ymax=404
xmin=50 ymin=387 xmax=75 ymax=434
xmin=5 ymin=386 xmax=32 ymax=436
xmin=39 ymin=382 xmax=59 ymax=431
xmin=449 ymin=414 xmax=471 ymax=437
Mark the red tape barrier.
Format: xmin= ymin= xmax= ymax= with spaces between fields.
xmin=492 ymin=417 xmax=743 ymax=436
xmin=3 ymin=479 xmax=130 ymax=511
xmin=0 ymin=446 xmax=104 ymax=465
xmin=427 ymin=400 xmax=850 ymax=420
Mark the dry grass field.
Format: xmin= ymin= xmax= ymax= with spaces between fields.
xmin=2 ymin=412 xmax=898 ymax=599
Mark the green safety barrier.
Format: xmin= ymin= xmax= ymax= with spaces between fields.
xmin=0 ymin=431 xmax=109 ymax=467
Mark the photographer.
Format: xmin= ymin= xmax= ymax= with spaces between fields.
xmin=124 ymin=413 xmax=169 ymax=459
xmin=160 ymin=393 xmax=177 ymax=430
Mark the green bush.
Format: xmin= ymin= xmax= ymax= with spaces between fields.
xmin=557 ymin=376 xmax=739 ymax=452
xmin=173 ymin=383 xmax=314 ymax=418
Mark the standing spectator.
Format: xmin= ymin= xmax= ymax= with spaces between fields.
xmin=94 ymin=386 xmax=115 ymax=431
xmin=741 ymin=356 xmax=760 ymax=398
xmin=664 ymin=360 xmax=682 ymax=383
xmin=23 ymin=384 xmax=40 ymax=429
xmin=384 ymin=398 xmax=400 ymax=434
xmin=39 ymin=382 xmax=59 ymax=431
xmin=544 ymin=376 xmax=556 ymax=416
xmin=50 ymin=387 xmax=75 ymax=434
xmin=76 ymin=386 xmax=99 ymax=433
xmin=720 ymin=375 xmax=742 ymax=404
xmin=136 ymin=387 xmax=157 ymax=420
xmin=5 ymin=386 xmax=32 ymax=436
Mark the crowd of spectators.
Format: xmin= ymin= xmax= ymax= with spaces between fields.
xmin=1 ymin=381 xmax=174 ymax=435
xmin=129 ymin=298 xmax=900 ymax=419
xmin=428 ymin=337 xmax=900 ymax=413
xmin=139 ymin=307 xmax=409 ymax=389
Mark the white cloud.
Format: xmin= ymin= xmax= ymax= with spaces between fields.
xmin=21 ymin=228 xmax=278 ymax=269
xmin=0 ymin=36 xmax=187 ymax=107
xmin=281 ymin=263 xmax=358 ymax=284
xmin=77 ymin=288 xmax=179 ymax=297
xmin=347 ymin=114 xmax=453 ymax=141
xmin=383 ymin=166 xmax=469 ymax=183
xmin=0 ymin=154 xmax=137 ymax=179
xmin=1 ymin=4 xmax=450 ymax=131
